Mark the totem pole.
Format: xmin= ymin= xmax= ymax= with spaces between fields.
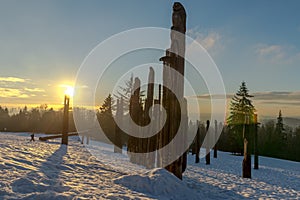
xmin=145 ymin=67 xmax=155 ymax=168
xmin=159 ymin=2 xmax=187 ymax=179
xmin=114 ymin=98 xmax=124 ymax=153
xmin=128 ymin=77 xmax=142 ymax=163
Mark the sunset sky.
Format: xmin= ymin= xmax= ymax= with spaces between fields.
xmin=0 ymin=0 xmax=299 ymax=118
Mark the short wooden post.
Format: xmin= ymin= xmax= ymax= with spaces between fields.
xmin=242 ymin=116 xmax=251 ymax=178
xmin=254 ymin=114 xmax=259 ymax=169
xmin=195 ymin=121 xmax=200 ymax=163
xmin=205 ymin=120 xmax=210 ymax=165
xmin=213 ymin=120 xmax=218 ymax=158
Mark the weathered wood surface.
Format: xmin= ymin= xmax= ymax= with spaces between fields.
xmin=242 ymin=118 xmax=251 ymax=178
xmin=114 ymin=98 xmax=124 ymax=153
xmin=205 ymin=120 xmax=210 ymax=165
xmin=159 ymin=2 xmax=187 ymax=179
xmin=213 ymin=120 xmax=218 ymax=158
xmin=128 ymin=77 xmax=142 ymax=164
xmin=39 ymin=132 xmax=78 ymax=141
xmin=62 ymin=95 xmax=70 ymax=145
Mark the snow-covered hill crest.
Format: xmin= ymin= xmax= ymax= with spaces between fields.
xmin=0 ymin=132 xmax=299 ymax=199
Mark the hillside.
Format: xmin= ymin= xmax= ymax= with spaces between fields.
xmin=0 ymin=132 xmax=299 ymax=199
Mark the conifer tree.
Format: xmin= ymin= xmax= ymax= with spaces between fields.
xmin=275 ymin=110 xmax=286 ymax=140
xmin=97 ymin=94 xmax=115 ymax=142
xmin=227 ymin=81 xmax=256 ymax=154
xmin=100 ymin=94 xmax=114 ymax=115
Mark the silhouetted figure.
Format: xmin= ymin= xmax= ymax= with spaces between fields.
xmin=30 ymin=134 xmax=35 ymax=142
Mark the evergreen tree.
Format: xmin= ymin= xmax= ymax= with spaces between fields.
xmin=227 ymin=81 xmax=256 ymax=154
xmin=275 ymin=110 xmax=286 ymax=140
xmin=99 ymin=94 xmax=114 ymax=115
xmin=273 ymin=110 xmax=287 ymax=156
xmin=114 ymin=74 xmax=145 ymax=113
xmin=97 ymin=94 xmax=115 ymax=142
xmin=28 ymin=108 xmax=41 ymax=132
xmin=0 ymin=106 xmax=10 ymax=131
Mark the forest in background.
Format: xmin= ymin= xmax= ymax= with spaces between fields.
xmin=0 ymin=105 xmax=76 ymax=134
xmin=0 ymin=96 xmax=299 ymax=162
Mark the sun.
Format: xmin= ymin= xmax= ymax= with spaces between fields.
xmin=60 ymin=84 xmax=74 ymax=97
xmin=64 ymin=85 xmax=74 ymax=97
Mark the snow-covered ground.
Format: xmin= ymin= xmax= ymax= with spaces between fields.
xmin=0 ymin=132 xmax=299 ymax=199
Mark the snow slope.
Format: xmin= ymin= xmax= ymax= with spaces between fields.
xmin=0 ymin=132 xmax=299 ymax=199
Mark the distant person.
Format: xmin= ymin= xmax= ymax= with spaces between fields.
xmin=30 ymin=133 xmax=35 ymax=142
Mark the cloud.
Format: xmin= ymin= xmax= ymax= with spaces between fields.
xmin=254 ymin=44 xmax=300 ymax=64
xmin=188 ymin=94 xmax=231 ymax=100
xmin=0 ymin=86 xmax=46 ymax=101
xmin=255 ymin=44 xmax=284 ymax=61
xmin=187 ymin=28 xmax=223 ymax=55
xmin=24 ymin=87 xmax=45 ymax=92
xmin=189 ymin=91 xmax=300 ymax=118
xmin=0 ymin=77 xmax=45 ymax=100
xmin=190 ymin=91 xmax=300 ymax=108
xmin=199 ymin=32 xmax=221 ymax=50
xmin=256 ymin=45 xmax=282 ymax=56
xmin=252 ymin=91 xmax=300 ymax=101
xmin=259 ymin=101 xmax=300 ymax=106
xmin=0 ymin=77 xmax=27 ymax=83
xmin=0 ymin=88 xmax=29 ymax=98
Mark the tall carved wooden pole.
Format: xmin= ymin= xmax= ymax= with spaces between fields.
xmin=145 ymin=67 xmax=155 ymax=168
xmin=145 ymin=67 xmax=154 ymax=117
xmin=205 ymin=120 xmax=210 ymax=165
xmin=156 ymin=84 xmax=162 ymax=167
xmin=159 ymin=2 xmax=187 ymax=179
xmin=128 ymin=77 xmax=142 ymax=163
xmin=115 ymin=98 xmax=123 ymax=153
xmin=62 ymin=95 xmax=69 ymax=145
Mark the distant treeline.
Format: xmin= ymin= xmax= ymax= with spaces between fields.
xmin=0 ymin=105 xmax=76 ymax=134
xmin=0 ymin=104 xmax=299 ymax=162
xmin=188 ymin=120 xmax=300 ymax=162
xmin=218 ymin=122 xmax=300 ymax=162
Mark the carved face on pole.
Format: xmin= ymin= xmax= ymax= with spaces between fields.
xmin=172 ymin=2 xmax=186 ymax=33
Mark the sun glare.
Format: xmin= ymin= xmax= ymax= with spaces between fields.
xmin=60 ymin=84 xmax=74 ymax=97
xmin=65 ymin=86 xmax=74 ymax=97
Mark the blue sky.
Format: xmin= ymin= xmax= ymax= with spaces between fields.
xmin=0 ymin=0 xmax=299 ymax=117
